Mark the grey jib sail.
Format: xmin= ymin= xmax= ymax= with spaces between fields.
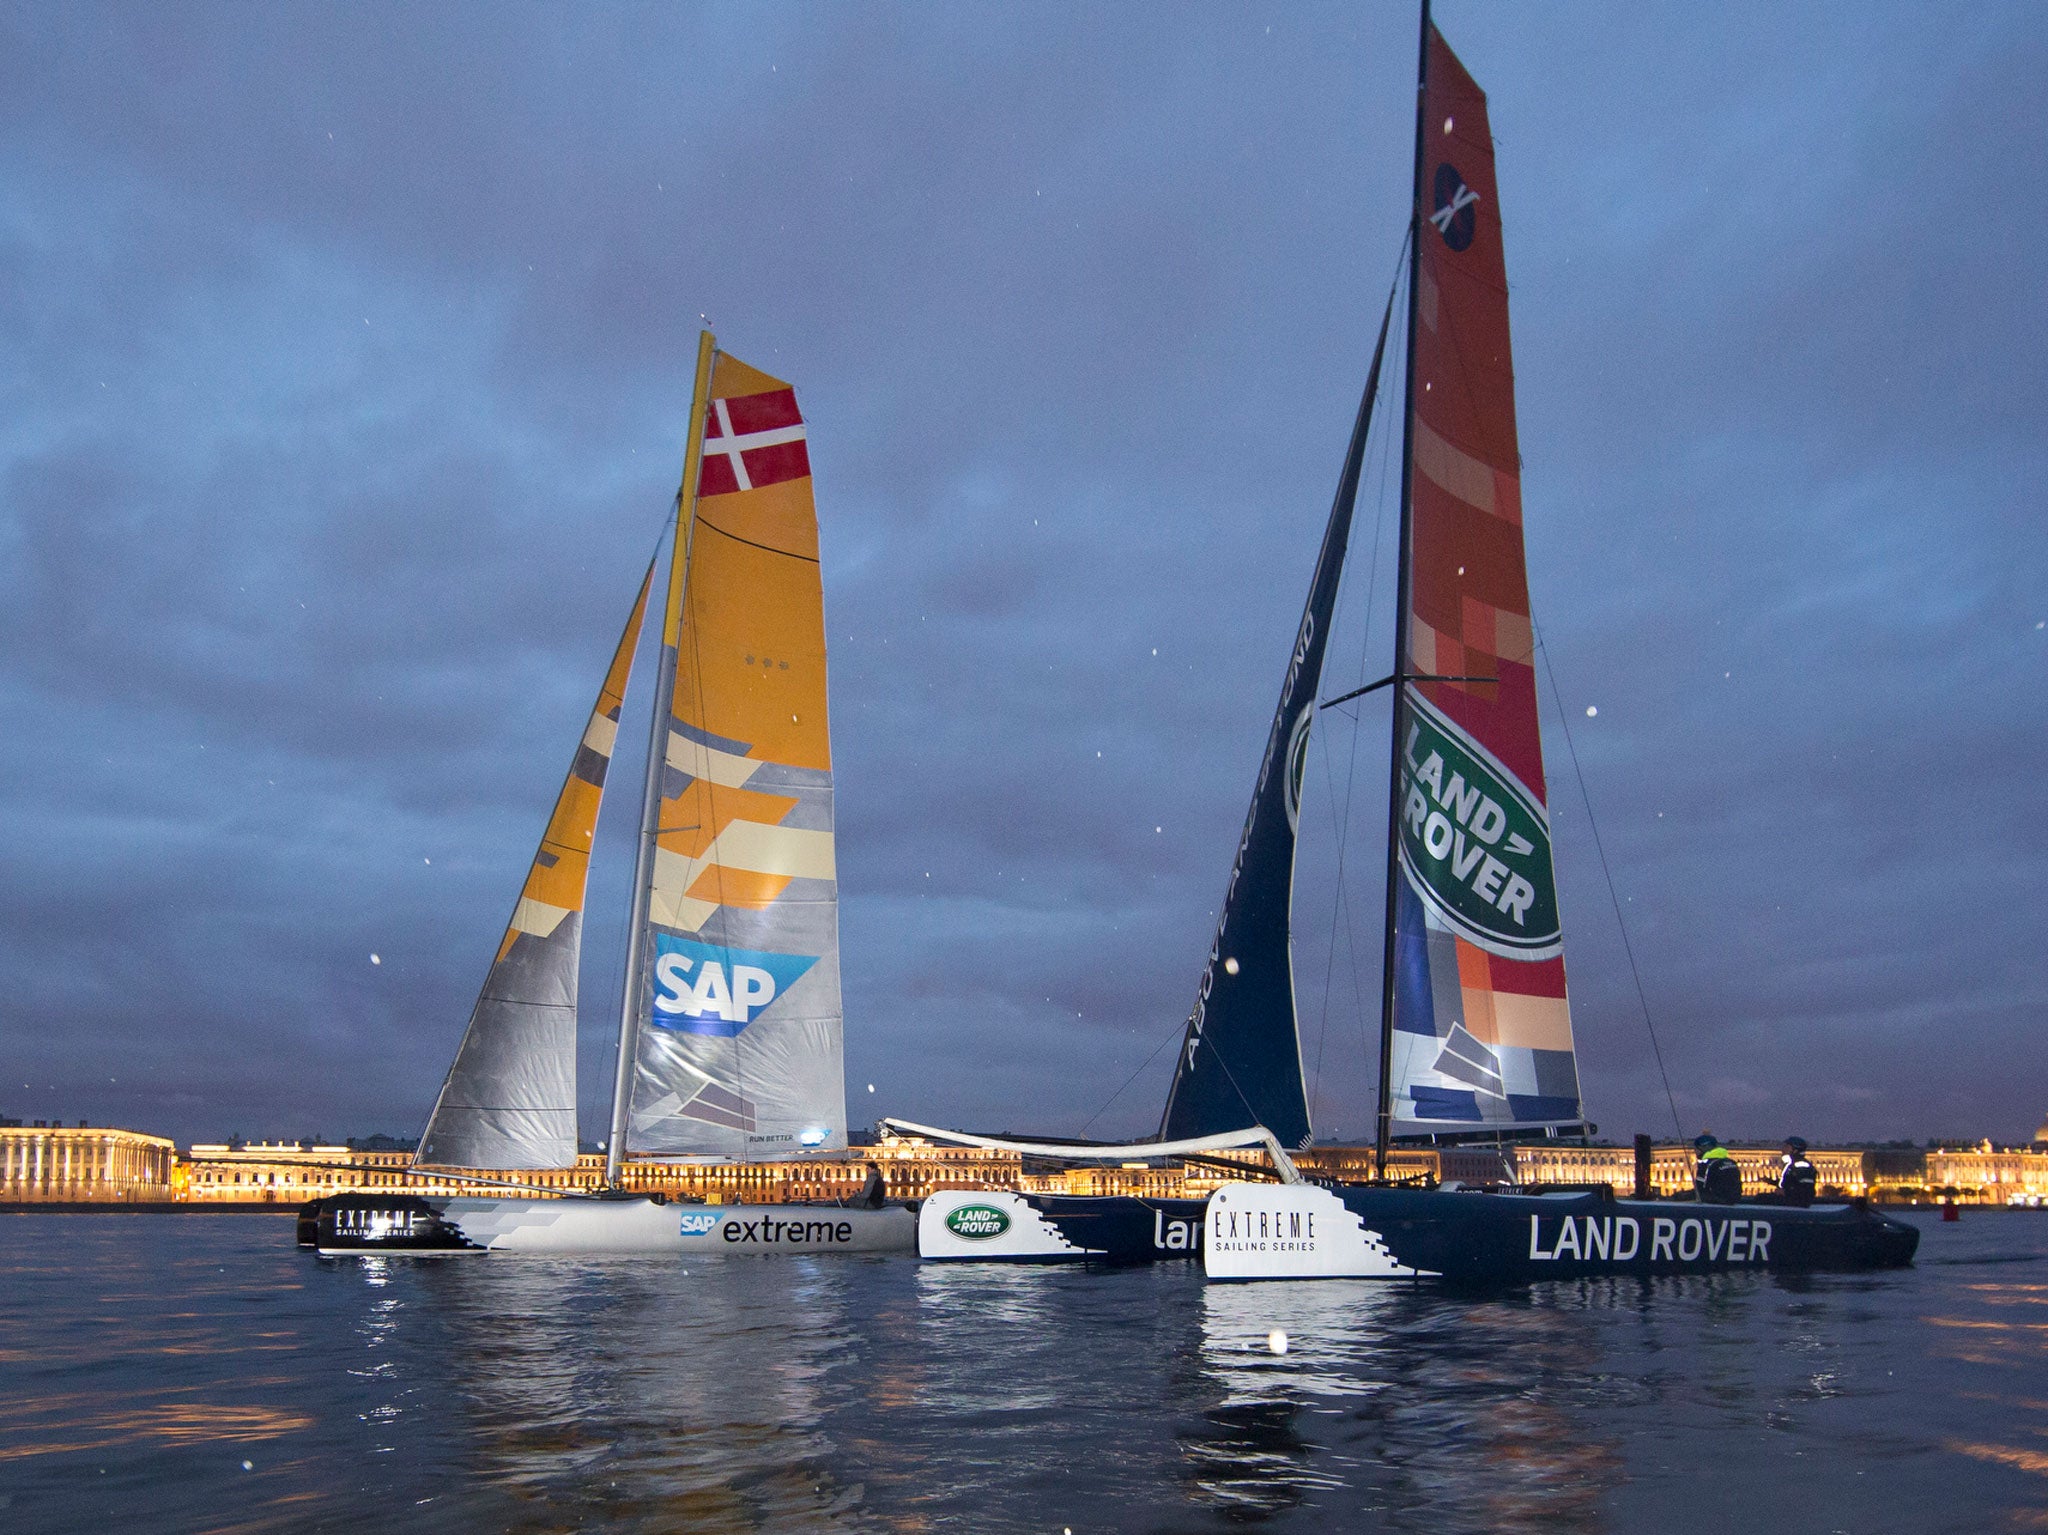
xmin=1160 ymin=301 xmax=1395 ymax=1149
xmin=415 ymin=567 xmax=652 ymax=1170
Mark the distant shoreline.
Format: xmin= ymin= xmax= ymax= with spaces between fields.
xmin=1 ymin=1201 xmax=298 ymax=1215
xmin=4 ymin=1199 xmax=2040 ymax=1217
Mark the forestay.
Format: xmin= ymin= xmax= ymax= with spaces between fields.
xmin=416 ymin=569 xmax=652 ymax=1170
xmin=1159 ymin=304 xmax=1397 ymax=1150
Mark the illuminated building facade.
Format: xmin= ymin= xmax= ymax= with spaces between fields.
xmin=9 ymin=1123 xmax=2046 ymax=1209
xmin=0 ymin=1122 xmax=175 ymax=1202
xmin=1464 ymin=1143 xmax=1869 ymax=1198
xmin=170 ymin=1133 xmax=1026 ymax=1207
xmin=1869 ymin=1144 xmax=2048 ymax=1206
xmin=1451 ymin=1142 xmax=2048 ymax=1204
xmin=177 ymin=1143 xmax=570 ymax=1204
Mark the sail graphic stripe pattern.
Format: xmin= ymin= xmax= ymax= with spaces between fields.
xmin=629 ymin=351 xmax=847 ymax=1157
xmin=1389 ymin=26 xmax=1584 ymax=1130
xmin=417 ymin=564 xmax=654 ymax=1170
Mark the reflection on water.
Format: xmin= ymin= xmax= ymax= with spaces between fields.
xmin=1189 ymin=1279 xmax=1621 ymax=1530
xmin=423 ymin=1253 xmax=872 ymax=1533
xmin=1200 ymin=1279 xmax=1399 ymax=1404
xmin=1 ymin=1213 xmax=2045 ymax=1532
xmin=1184 ymin=1282 xmax=1396 ymax=1518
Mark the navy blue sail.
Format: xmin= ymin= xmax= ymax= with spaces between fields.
xmin=1160 ymin=302 xmax=1394 ymax=1148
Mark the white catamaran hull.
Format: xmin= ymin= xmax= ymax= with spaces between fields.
xmin=310 ymin=1195 xmax=916 ymax=1256
xmin=918 ymin=1191 xmax=1108 ymax=1260
xmin=1202 ymin=1183 xmax=1433 ymax=1279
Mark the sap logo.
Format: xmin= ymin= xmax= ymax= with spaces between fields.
xmin=678 ymin=1212 xmax=721 ymax=1237
xmin=650 ymin=935 xmax=818 ymax=1037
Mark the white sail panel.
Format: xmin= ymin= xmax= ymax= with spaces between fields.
xmin=417 ymin=567 xmax=651 ymax=1170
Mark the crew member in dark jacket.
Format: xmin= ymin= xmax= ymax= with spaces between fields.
xmin=853 ymin=1162 xmax=886 ymax=1209
xmin=1779 ymin=1137 xmax=1818 ymax=1206
xmin=1694 ymin=1134 xmax=1743 ymax=1204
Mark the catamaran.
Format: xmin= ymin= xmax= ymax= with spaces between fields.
xmin=913 ymin=5 xmax=1918 ymax=1281
xmin=305 ymin=335 xmax=914 ymax=1255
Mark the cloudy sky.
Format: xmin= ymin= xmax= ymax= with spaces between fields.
xmin=3 ymin=3 xmax=2042 ymax=1150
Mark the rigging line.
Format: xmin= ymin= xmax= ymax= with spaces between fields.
xmin=1310 ymin=734 xmax=1374 ymax=1127
xmin=599 ymin=507 xmax=681 ymax=1154
xmin=1311 ymin=260 xmax=1406 ymax=1122
xmin=1339 ymin=249 xmax=1412 ymax=1102
xmin=1086 ymin=977 xmax=1271 ymax=1142
xmin=1339 ymin=224 xmax=1414 ymax=711
xmin=1533 ymin=624 xmax=1683 ymax=1137
xmin=427 ymin=536 xmax=660 ymax=1154
xmin=1079 ymin=1014 xmax=1192 ymax=1137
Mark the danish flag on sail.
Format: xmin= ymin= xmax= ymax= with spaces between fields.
xmin=698 ymin=387 xmax=810 ymax=496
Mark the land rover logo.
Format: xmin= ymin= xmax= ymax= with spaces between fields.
xmin=1397 ymin=693 xmax=1561 ymax=958
xmin=945 ymin=1203 xmax=1011 ymax=1240
xmin=1283 ymin=705 xmax=1313 ymax=833
xmin=1430 ymin=162 xmax=1479 ymax=251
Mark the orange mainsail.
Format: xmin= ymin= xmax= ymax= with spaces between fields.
xmin=625 ymin=345 xmax=847 ymax=1157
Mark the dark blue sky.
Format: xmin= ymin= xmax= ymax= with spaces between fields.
xmin=3 ymin=3 xmax=2042 ymax=1149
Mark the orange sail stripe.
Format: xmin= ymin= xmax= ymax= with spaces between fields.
xmin=656 ymin=779 xmax=801 ymax=860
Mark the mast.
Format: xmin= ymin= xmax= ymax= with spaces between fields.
xmin=1375 ymin=0 xmax=1430 ymax=1179
xmin=606 ymin=329 xmax=717 ymax=1189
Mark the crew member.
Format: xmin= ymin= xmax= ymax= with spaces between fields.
xmin=854 ymin=1161 xmax=886 ymax=1209
xmin=1779 ymin=1137 xmax=1817 ymax=1207
xmin=1694 ymin=1134 xmax=1743 ymax=1204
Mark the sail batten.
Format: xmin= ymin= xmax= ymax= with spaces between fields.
xmin=625 ymin=348 xmax=848 ymax=1158
xmin=1384 ymin=25 xmax=1585 ymax=1133
xmin=416 ymin=563 xmax=654 ymax=1171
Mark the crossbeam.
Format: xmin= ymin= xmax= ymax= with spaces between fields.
xmin=877 ymin=1117 xmax=1301 ymax=1185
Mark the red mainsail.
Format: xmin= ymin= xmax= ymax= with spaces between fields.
xmin=1388 ymin=25 xmax=1583 ymax=1129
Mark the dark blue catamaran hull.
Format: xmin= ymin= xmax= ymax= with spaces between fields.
xmin=920 ymin=1185 xmax=1919 ymax=1279
xmin=918 ymin=1191 xmax=1211 ymax=1262
xmin=1324 ymin=1185 xmax=1920 ymax=1283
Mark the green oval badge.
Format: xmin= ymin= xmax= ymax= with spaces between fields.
xmin=1398 ymin=692 xmax=1562 ymax=958
xmin=944 ymin=1203 xmax=1011 ymax=1240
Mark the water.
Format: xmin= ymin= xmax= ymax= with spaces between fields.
xmin=1 ymin=1211 xmax=2042 ymax=1533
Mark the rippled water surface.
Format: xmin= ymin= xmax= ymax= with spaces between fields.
xmin=2 ymin=1211 xmax=2043 ymax=1532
